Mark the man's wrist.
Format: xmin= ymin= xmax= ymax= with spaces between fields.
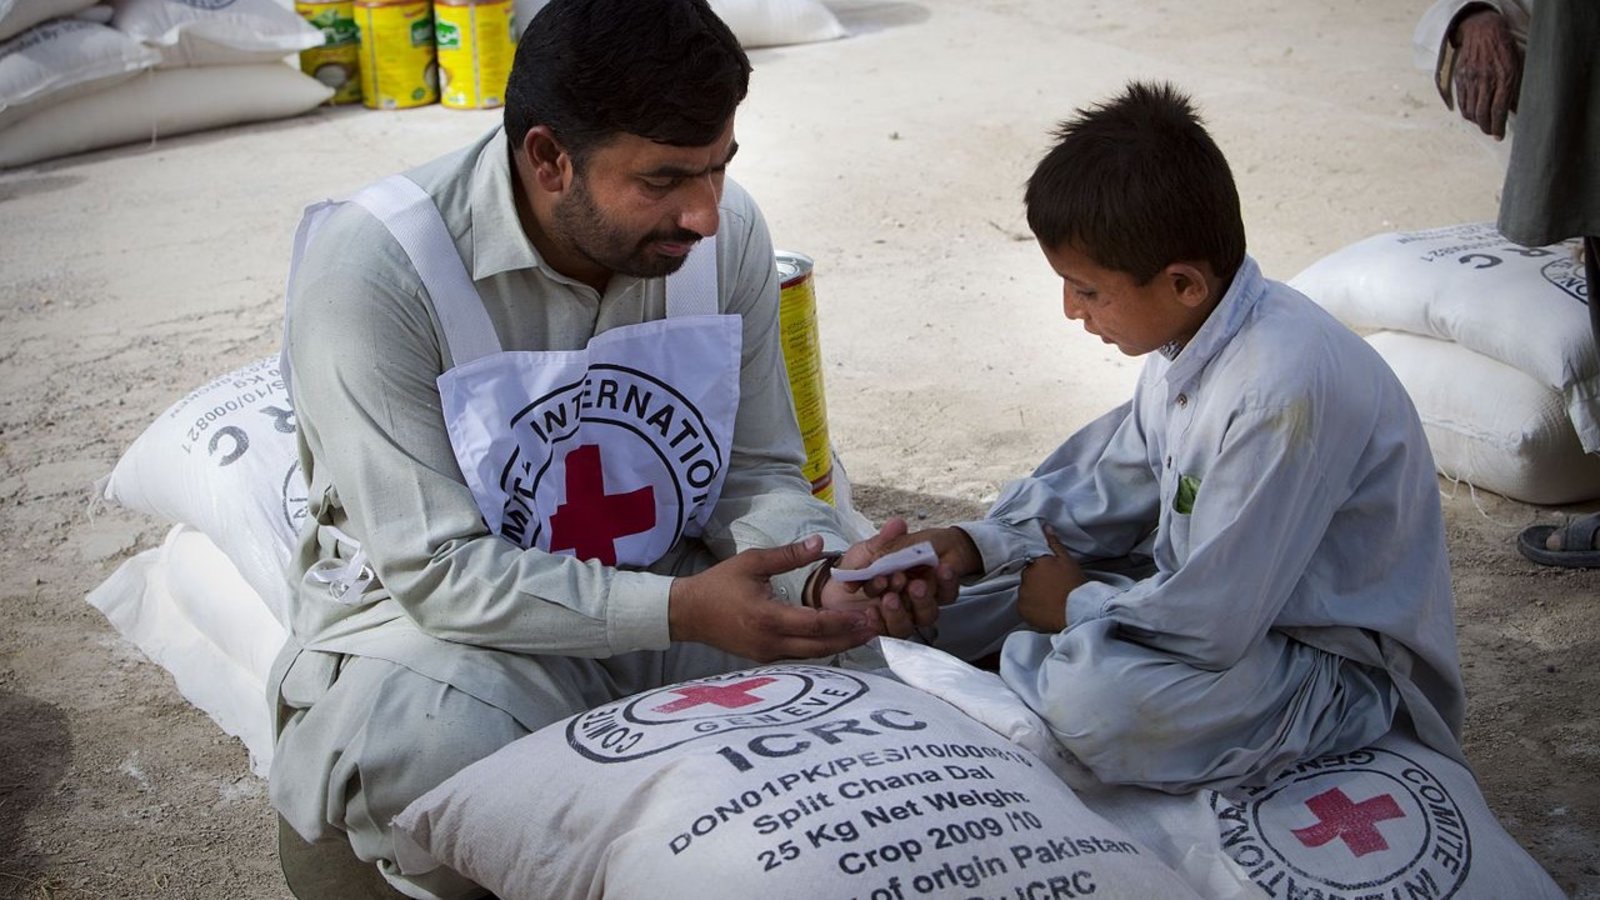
xmin=1449 ymin=4 xmax=1499 ymax=45
xmin=667 ymin=574 xmax=701 ymax=642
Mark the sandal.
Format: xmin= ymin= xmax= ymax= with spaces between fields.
xmin=1517 ymin=513 xmax=1600 ymax=568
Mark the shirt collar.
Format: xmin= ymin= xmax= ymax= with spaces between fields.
xmin=1162 ymin=255 xmax=1264 ymax=387
xmin=468 ymin=127 xmax=547 ymax=281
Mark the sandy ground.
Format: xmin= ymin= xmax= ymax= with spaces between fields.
xmin=1 ymin=0 xmax=1596 ymax=897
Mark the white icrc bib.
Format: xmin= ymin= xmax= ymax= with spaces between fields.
xmin=285 ymin=173 xmax=741 ymax=577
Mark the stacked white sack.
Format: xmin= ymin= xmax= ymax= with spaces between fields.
xmin=93 ymin=356 xmax=305 ymax=774
xmin=0 ymin=0 xmax=101 ymax=40
xmin=0 ymin=0 xmax=328 ymax=167
xmin=511 ymin=0 xmax=846 ymax=47
xmin=1290 ymin=223 xmax=1600 ymax=504
xmin=87 ymin=524 xmax=288 ymax=776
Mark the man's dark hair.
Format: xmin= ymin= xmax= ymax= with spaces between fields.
xmin=1025 ymin=81 xmax=1246 ymax=284
xmin=505 ymin=0 xmax=751 ymax=164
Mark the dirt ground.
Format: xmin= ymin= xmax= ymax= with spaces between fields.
xmin=1 ymin=0 xmax=1596 ymax=897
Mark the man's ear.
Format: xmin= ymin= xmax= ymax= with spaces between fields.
xmin=1165 ymin=262 xmax=1213 ymax=309
xmin=522 ymin=125 xmax=570 ymax=194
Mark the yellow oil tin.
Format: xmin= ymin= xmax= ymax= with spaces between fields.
xmin=295 ymin=0 xmax=362 ymax=105
xmin=776 ymin=251 xmax=836 ymax=505
xmin=354 ymin=0 xmax=438 ymax=110
xmin=433 ymin=0 xmax=516 ymax=110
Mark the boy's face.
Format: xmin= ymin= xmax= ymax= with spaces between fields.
xmin=1040 ymin=240 xmax=1212 ymax=357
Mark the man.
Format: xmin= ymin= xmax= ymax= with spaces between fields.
xmin=889 ymin=83 xmax=1466 ymax=794
xmin=270 ymin=1 xmax=946 ymax=895
xmin=1417 ymin=0 xmax=1600 ymax=566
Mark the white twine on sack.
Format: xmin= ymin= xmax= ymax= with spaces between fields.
xmin=1437 ymin=470 xmax=1537 ymax=529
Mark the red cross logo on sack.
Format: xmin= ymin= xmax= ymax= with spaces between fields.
xmin=547 ymin=444 xmax=656 ymax=566
xmin=651 ymin=677 xmax=780 ymax=714
xmin=1291 ymin=787 xmax=1406 ymax=857
xmin=569 ymin=667 xmax=870 ymax=763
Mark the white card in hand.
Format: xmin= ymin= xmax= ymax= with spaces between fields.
xmin=830 ymin=542 xmax=938 ymax=582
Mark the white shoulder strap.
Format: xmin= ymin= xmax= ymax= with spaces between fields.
xmin=346 ymin=175 xmax=503 ymax=367
xmin=665 ymin=234 xmax=719 ymax=318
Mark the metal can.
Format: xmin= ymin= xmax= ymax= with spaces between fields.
xmin=776 ymin=251 xmax=836 ymax=505
xmin=353 ymin=0 xmax=438 ymax=110
xmin=433 ymin=0 xmax=516 ymax=110
xmin=295 ymin=1 xmax=362 ymax=105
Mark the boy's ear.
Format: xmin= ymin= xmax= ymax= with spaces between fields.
xmin=1165 ymin=262 xmax=1213 ymax=309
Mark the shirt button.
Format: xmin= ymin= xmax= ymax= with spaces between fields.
xmin=1177 ymin=393 xmax=1189 ymax=407
xmin=1165 ymin=455 xmax=1172 ymax=468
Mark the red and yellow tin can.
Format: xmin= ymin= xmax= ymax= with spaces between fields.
xmin=776 ymin=251 xmax=836 ymax=505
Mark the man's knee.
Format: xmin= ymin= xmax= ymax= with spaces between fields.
xmin=343 ymin=669 xmax=530 ymax=829
xmin=273 ymin=658 xmax=530 ymax=846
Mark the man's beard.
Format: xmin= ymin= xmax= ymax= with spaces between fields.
xmin=554 ymin=175 xmax=703 ymax=279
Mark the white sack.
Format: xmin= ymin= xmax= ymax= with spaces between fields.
xmin=87 ymin=524 xmax=286 ymax=776
xmin=392 ymin=664 xmax=1204 ymax=900
xmin=1369 ymin=331 xmax=1600 ymax=504
xmin=708 ymin=0 xmax=845 ymax=48
xmin=74 ymin=4 xmax=114 ymax=25
xmin=877 ymin=637 xmax=1098 ymax=789
xmin=0 ymin=17 xmax=158 ymax=130
xmin=1289 ymin=223 xmax=1598 ymax=452
xmin=0 ymin=61 xmax=330 ymax=170
xmin=881 ymin=639 xmax=1565 ymax=900
xmin=512 ymin=0 xmax=846 ymax=46
xmin=99 ymin=357 xmax=304 ymax=620
xmin=0 ymin=0 xmax=98 ymax=40
xmin=110 ymin=0 xmax=320 ymax=67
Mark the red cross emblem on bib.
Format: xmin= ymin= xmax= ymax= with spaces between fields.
xmin=547 ymin=444 xmax=656 ymax=566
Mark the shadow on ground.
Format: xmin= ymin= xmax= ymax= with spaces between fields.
xmin=0 ymin=689 xmax=73 ymax=896
xmin=850 ymin=481 xmax=986 ymax=526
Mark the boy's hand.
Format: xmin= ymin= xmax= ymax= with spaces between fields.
xmin=818 ymin=519 xmax=954 ymax=638
xmin=1016 ymin=526 xmax=1085 ymax=632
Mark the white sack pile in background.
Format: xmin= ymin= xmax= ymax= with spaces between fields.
xmin=513 ymin=0 xmax=845 ymax=48
xmin=0 ymin=0 xmax=328 ymax=167
xmin=0 ymin=0 xmax=99 ymax=40
xmin=1291 ymin=223 xmax=1600 ymax=504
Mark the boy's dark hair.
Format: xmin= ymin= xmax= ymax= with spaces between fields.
xmin=1025 ymin=82 xmax=1246 ymax=284
xmin=505 ymin=0 xmax=751 ymax=165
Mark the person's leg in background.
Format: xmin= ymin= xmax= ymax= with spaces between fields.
xmin=1498 ymin=0 xmax=1600 ymax=567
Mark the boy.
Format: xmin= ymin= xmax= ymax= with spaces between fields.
xmin=897 ymin=82 xmax=1466 ymax=793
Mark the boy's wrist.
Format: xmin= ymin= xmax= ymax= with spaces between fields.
xmin=803 ymin=552 xmax=845 ymax=608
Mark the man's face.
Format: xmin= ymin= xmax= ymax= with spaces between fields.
xmin=1040 ymin=240 xmax=1201 ymax=357
xmin=554 ymin=118 xmax=738 ymax=279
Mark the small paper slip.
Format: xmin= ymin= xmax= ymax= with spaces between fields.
xmin=830 ymin=542 xmax=938 ymax=583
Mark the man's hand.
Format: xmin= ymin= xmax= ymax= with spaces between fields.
xmin=816 ymin=518 xmax=958 ymax=639
xmin=668 ymin=536 xmax=876 ymax=662
xmin=1452 ymin=8 xmax=1521 ymax=139
xmin=1016 ymin=526 xmax=1085 ymax=633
